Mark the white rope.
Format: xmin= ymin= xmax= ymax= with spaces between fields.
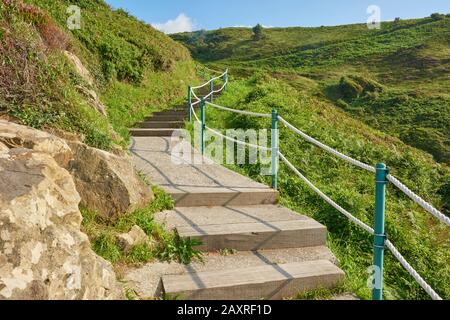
xmin=206 ymin=126 xmax=271 ymax=151
xmin=206 ymin=101 xmax=272 ymax=118
xmin=212 ymin=81 xmax=228 ymax=94
xmin=279 ymin=152 xmax=375 ymax=235
xmin=385 ymin=240 xmax=442 ymax=300
xmin=191 ymin=99 xmax=201 ymax=107
xmin=387 ymin=175 xmax=450 ymax=227
xmin=278 ymin=116 xmax=376 ymax=173
xmin=191 ymin=105 xmax=201 ymax=124
xmin=190 ymin=88 xmax=201 ymax=102
xmin=191 ymin=70 xmax=228 ymax=90
xmin=279 ymin=151 xmax=443 ymax=300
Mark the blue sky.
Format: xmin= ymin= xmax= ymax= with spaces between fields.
xmin=105 ymin=0 xmax=450 ymax=33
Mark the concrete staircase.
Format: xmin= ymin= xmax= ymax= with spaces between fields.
xmin=128 ymin=104 xmax=344 ymax=300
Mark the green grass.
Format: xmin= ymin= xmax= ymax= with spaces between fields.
xmin=174 ymin=16 xmax=450 ymax=164
xmin=294 ymin=285 xmax=348 ymax=301
xmin=1 ymin=0 xmax=197 ymax=150
xmin=187 ymin=75 xmax=449 ymax=300
xmin=81 ymin=186 xmax=203 ymax=266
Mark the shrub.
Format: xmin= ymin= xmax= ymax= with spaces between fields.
xmin=430 ymin=13 xmax=445 ymax=21
xmin=339 ymin=75 xmax=384 ymax=100
xmin=252 ymin=24 xmax=264 ymax=41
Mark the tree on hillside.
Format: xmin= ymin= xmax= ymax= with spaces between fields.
xmin=430 ymin=13 xmax=445 ymax=21
xmin=252 ymin=24 xmax=264 ymax=41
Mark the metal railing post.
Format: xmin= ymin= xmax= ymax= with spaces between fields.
xmin=210 ymin=79 xmax=214 ymax=102
xmin=188 ymin=85 xmax=192 ymax=122
xmin=271 ymin=109 xmax=279 ymax=190
xmin=201 ymin=97 xmax=206 ymax=155
xmin=223 ymin=70 xmax=228 ymax=91
xmin=373 ymin=163 xmax=389 ymax=300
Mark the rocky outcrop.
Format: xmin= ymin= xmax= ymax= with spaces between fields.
xmin=64 ymin=51 xmax=107 ymax=116
xmin=0 ymin=147 xmax=123 ymax=300
xmin=0 ymin=120 xmax=72 ymax=167
xmin=68 ymin=141 xmax=154 ymax=220
xmin=75 ymin=85 xmax=107 ymax=116
xmin=0 ymin=142 xmax=8 ymax=154
xmin=64 ymin=51 xmax=94 ymax=87
xmin=0 ymin=121 xmax=154 ymax=220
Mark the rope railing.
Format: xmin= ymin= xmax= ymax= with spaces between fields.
xmin=191 ymin=69 xmax=228 ymax=90
xmin=187 ymin=69 xmax=447 ymax=300
xmin=278 ymin=152 xmax=375 ymax=235
xmin=387 ymin=175 xmax=450 ymax=227
xmin=206 ymin=101 xmax=272 ymax=118
xmin=278 ymin=116 xmax=376 ymax=173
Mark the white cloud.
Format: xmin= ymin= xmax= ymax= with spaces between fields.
xmin=153 ymin=14 xmax=194 ymax=34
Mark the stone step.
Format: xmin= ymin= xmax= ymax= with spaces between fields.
xmin=155 ymin=205 xmax=326 ymax=251
xmin=130 ymin=129 xmax=180 ymax=137
xmin=167 ymin=186 xmax=278 ymax=207
xmin=138 ymin=121 xmax=185 ymax=129
xmin=146 ymin=114 xmax=187 ymax=121
xmin=124 ymin=246 xmax=338 ymax=299
xmin=162 ymin=260 xmax=344 ymax=300
xmin=153 ymin=110 xmax=189 ymax=116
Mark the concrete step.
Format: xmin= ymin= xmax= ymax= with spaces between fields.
xmin=162 ymin=260 xmax=344 ymax=300
xmin=155 ymin=205 xmax=326 ymax=251
xmin=130 ymin=129 xmax=180 ymax=137
xmin=138 ymin=121 xmax=185 ymax=129
xmin=167 ymin=186 xmax=278 ymax=207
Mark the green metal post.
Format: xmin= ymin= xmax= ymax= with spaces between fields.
xmin=210 ymin=79 xmax=214 ymax=102
xmin=201 ymin=98 xmax=206 ymax=155
xmin=372 ymin=163 xmax=389 ymax=300
xmin=271 ymin=109 xmax=279 ymax=190
xmin=188 ymin=85 xmax=192 ymax=122
xmin=223 ymin=70 xmax=228 ymax=91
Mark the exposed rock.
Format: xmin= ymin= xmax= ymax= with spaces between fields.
xmin=116 ymin=226 xmax=150 ymax=253
xmin=64 ymin=51 xmax=94 ymax=87
xmin=0 ymin=148 xmax=123 ymax=300
xmin=0 ymin=142 xmax=8 ymax=154
xmin=68 ymin=141 xmax=154 ymax=220
xmin=75 ymin=85 xmax=107 ymax=116
xmin=64 ymin=51 xmax=107 ymax=116
xmin=0 ymin=120 xmax=72 ymax=167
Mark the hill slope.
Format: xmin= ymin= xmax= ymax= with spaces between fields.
xmin=177 ymin=18 xmax=450 ymax=299
xmin=173 ymin=16 xmax=450 ymax=164
xmin=1 ymin=0 xmax=197 ymax=150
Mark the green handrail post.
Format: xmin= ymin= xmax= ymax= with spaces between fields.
xmin=201 ymin=97 xmax=206 ymax=155
xmin=372 ymin=163 xmax=389 ymax=300
xmin=210 ymin=79 xmax=214 ymax=102
xmin=271 ymin=109 xmax=279 ymax=190
xmin=188 ymin=85 xmax=192 ymax=122
xmin=223 ymin=69 xmax=228 ymax=91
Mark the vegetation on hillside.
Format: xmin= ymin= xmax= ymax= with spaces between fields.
xmin=174 ymin=16 xmax=450 ymax=164
xmin=1 ymin=0 xmax=197 ymax=149
xmin=186 ymin=74 xmax=449 ymax=300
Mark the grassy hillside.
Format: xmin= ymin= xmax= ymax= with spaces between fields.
xmin=1 ymin=0 xmax=197 ymax=149
xmin=186 ymin=74 xmax=449 ymax=300
xmin=173 ymin=16 xmax=450 ymax=164
xmin=178 ymin=17 xmax=450 ymax=299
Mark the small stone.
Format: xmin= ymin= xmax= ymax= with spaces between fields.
xmin=116 ymin=225 xmax=149 ymax=253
